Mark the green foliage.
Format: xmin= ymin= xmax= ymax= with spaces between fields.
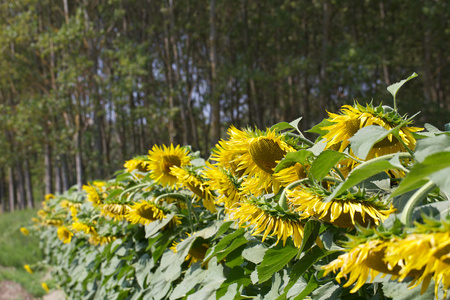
xmin=25 ymin=75 xmax=450 ymax=300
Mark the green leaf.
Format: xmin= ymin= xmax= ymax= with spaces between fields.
xmin=308 ymin=118 xmax=334 ymax=136
xmin=382 ymin=278 xmax=440 ymax=300
xmin=414 ymin=134 xmax=450 ymax=163
xmin=278 ymin=246 xmax=330 ymax=297
xmin=216 ymin=234 xmax=250 ymax=262
xmin=309 ymin=150 xmax=346 ymax=181
xmin=212 ymin=221 xmax=234 ymax=241
xmin=204 ymin=228 xmax=246 ymax=261
xmin=255 ymin=242 xmax=298 ymax=284
xmin=145 ymin=213 xmax=178 ymax=238
xmin=135 ymin=253 xmax=154 ymax=288
xmin=326 ymin=159 xmax=397 ymax=201
xmin=391 ymin=152 xmax=450 ymax=198
xmin=275 ymin=150 xmax=314 ymax=173
xmin=349 ymin=125 xmax=392 ymax=159
xmin=293 ymin=275 xmax=319 ymax=300
xmin=299 ymin=220 xmax=321 ymax=254
xmin=310 ymin=281 xmax=342 ymax=300
xmin=387 ymin=72 xmax=418 ymax=100
xmin=242 ymin=243 xmax=268 ymax=264
xmin=271 ymin=122 xmax=296 ymax=132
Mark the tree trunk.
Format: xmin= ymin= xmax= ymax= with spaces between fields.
xmin=44 ymin=142 xmax=53 ymax=195
xmin=61 ymin=154 xmax=70 ymax=191
xmin=0 ymin=169 xmax=5 ymax=212
xmin=8 ymin=167 xmax=15 ymax=212
xmin=24 ymin=159 xmax=34 ymax=208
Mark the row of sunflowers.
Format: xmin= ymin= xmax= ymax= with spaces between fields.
xmin=24 ymin=74 xmax=450 ymax=299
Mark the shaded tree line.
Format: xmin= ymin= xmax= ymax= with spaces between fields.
xmin=0 ymin=0 xmax=448 ymax=211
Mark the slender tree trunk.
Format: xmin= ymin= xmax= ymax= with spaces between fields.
xmin=8 ymin=167 xmax=15 ymax=212
xmin=209 ymin=0 xmax=221 ymax=145
xmin=24 ymin=159 xmax=34 ymax=208
xmin=54 ymin=159 xmax=62 ymax=194
xmin=44 ymin=142 xmax=53 ymax=195
xmin=319 ymin=0 xmax=331 ymax=120
xmin=61 ymin=154 xmax=70 ymax=191
xmin=75 ymin=126 xmax=83 ymax=190
xmin=0 ymin=169 xmax=5 ymax=212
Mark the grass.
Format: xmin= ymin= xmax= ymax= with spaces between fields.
xmin=0 ymin=208 xmax=47 ymax=297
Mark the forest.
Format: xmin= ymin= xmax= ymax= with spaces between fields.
xmin=0 ymin=0 xmax=449 ymax=211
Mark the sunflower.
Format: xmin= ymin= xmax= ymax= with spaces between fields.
xmin=147 ymin=144 xmax=191 ymax=188
xmin=24 ymin=265 xmax=33 ymax=274
xmin=233 ymin=128 xmax=297 ymax=193
xmin=228 ymin=199 xmax=304 ymax=248
xmin=83 ymin=183 xmax=103 ymax=207
xmin=273 ymin=163 xmax=309 ymax=187
xmin=323 ymin=239 xmax=391 ymax=293
xmin=101 ymin=203 xmax=132 ymax=221
xmin=320 ymin=102 xmax=422 ymax=177
xmin=41 ymin=282 xmax=50 ymax=293
xmin=126 ymin=200 xmax=181 ymax=228
xmin=210 ymin=126 xmax=249 ymax=175
xmin=323 ymin=217 xmax=450 ymax=298
xmin=170 ymin=166 xmax=216 ymax=213
xmin=171 ymin=233 xmax=210 ymax=266
xmin=45 ymin=218 xmax=63 ymax=227
xmin=20 ymin=227 xmax=29 ymax=236
xmin=384 ymin=231 xmax=450 ymax=297
xmin=202 ymin=162 xmax=243 ymax=209
xmin=88 ymin=234 xmax=116 ymax=246
xmin=57 ymin=226 xmax=73 ymax=244
xmin=45 ymin=194 xmax=55 ymax=201
xmin=286 ymin=186 xmax=395 ymax=228
xmin=71 ymin=221 xmax=97 ymax=235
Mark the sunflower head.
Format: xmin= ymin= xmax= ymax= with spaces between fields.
xmin=83 ymin=183 xmax=103 ymax=207
xmin=170 ymin=166 xmax=216 ymax=213
xmin=320 ymin=102 xmax=422 ymax=160
xmin=228 ymin=198 xmax=304 ymax=248
xmin=57 ymin=226 xmax=73 ymax=244
xmin=287 ymin=186 xmax=395 ymax=228
xmin=126 ymin=200 xmax=181 ymax=227
xmin=124 ymin=156 xmax=151 ymax=174
xmin=148 ymin=144 xmax=191 ymax=188
xmin=20 ymin=227 xmax=29 ymax=236
xmin=71 ymin=221 xmax=97 ymax=235
xmin=101 ymin=203 xmax=132 ymax=221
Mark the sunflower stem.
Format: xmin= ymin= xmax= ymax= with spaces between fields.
xmin=278 ymin=178 xmax=311 ymax=211
xmin=154 ymin=193 xmax=196 ymax=231
xmin=332 ymin=167 xmax=346 ymax=181
xmin=400 ymin=181 xmax=436 ymax=226
xmin=393 ymin=132 xmax=415 ymax=156
xmin=286 ymin=133 xmax=315 ymax=147
xmin=119 ymin=182 xmax=155 ymax=201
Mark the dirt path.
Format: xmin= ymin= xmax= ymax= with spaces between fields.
xmin=0 ymin=280 xmax=35 ymax=300
xmin=0 ymin=280 xmax=65 ymax=300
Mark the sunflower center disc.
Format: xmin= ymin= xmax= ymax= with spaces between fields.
xmin=249 ymin=138 xmax=286 ymax=174
xmin=162 ymin=155 xmax=182 ymax=174
xmin=138 ymin=206 xmax=158 ymax=221
xmin=345 ymin=118 xmax=361 ymax=136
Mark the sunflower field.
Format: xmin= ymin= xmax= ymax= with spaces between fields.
xmin=24 ymin=74 xmax=450 ymax=299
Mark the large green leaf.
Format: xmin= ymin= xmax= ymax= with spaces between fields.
xmin=309 ymin=150 xmax=346 ymax=181
xmin=414 ymin=133 xmax=450 ymax=163
xmin=204 ymin=228 xmax=246 ymax=261
xmin=254 ymin=242 xmax=298 ymax=284
xmin=325 ymin=159 xmax=397 ymax=201
xmin=391 ymin=152 xmax=450 ymax=198
xmin=387 ymin=72 xmax=418 ymax=100
xmin=242 ymin=243 xmax=268 ymax=264
xmin=349 ymin=125 xmax=398 ymax=160
xmin=308 ymin=118 xmax=334 ymax=136
xmin=275 ymin=150 xmax=314 ymax=173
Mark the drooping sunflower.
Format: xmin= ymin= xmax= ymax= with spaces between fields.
xmin=321 ymin=102 xmax=422 ymax=160
xmin=88 ymin=234 xmax=116 ymax=246
xmin=24 ymin=265 xmax=33 ymax=274
xmin=202 ymin=162 xmax=243 ymax=209
xmin=101 ymin=202 xmax=132 ymax=221
xmin=210 ymin=126 xmax=249 ymax=176
xmin=20 ymin=227 xmax=29 ymax=236
xmin=286 ymin=186 xmax=395 ymax=228
xmin=171 ymin=233 xmax=210 ymax=267
xmin=57 ymin=226 xmax=73 ymax=244
xmin=170 ymin=166 xmax=216 ymax=213
xmin=234 ymin=128 xmax=297 ymax=193
xmin=273 ymin=163 xmax=309 ymax=187
xmin=323 ymin=217 xmax=450 ymax=298
xmin=147 ymin=144 xmax=191 ymax=188
xmin=71 ymin=221 xmax=97 ymax=235
xmin=125 ymin=200 xmax=181 ymax=227
xmin=228 ymin=199 xmax=304 ymax=248
xmin=83 ymin=183 xmax=104 ymax=207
